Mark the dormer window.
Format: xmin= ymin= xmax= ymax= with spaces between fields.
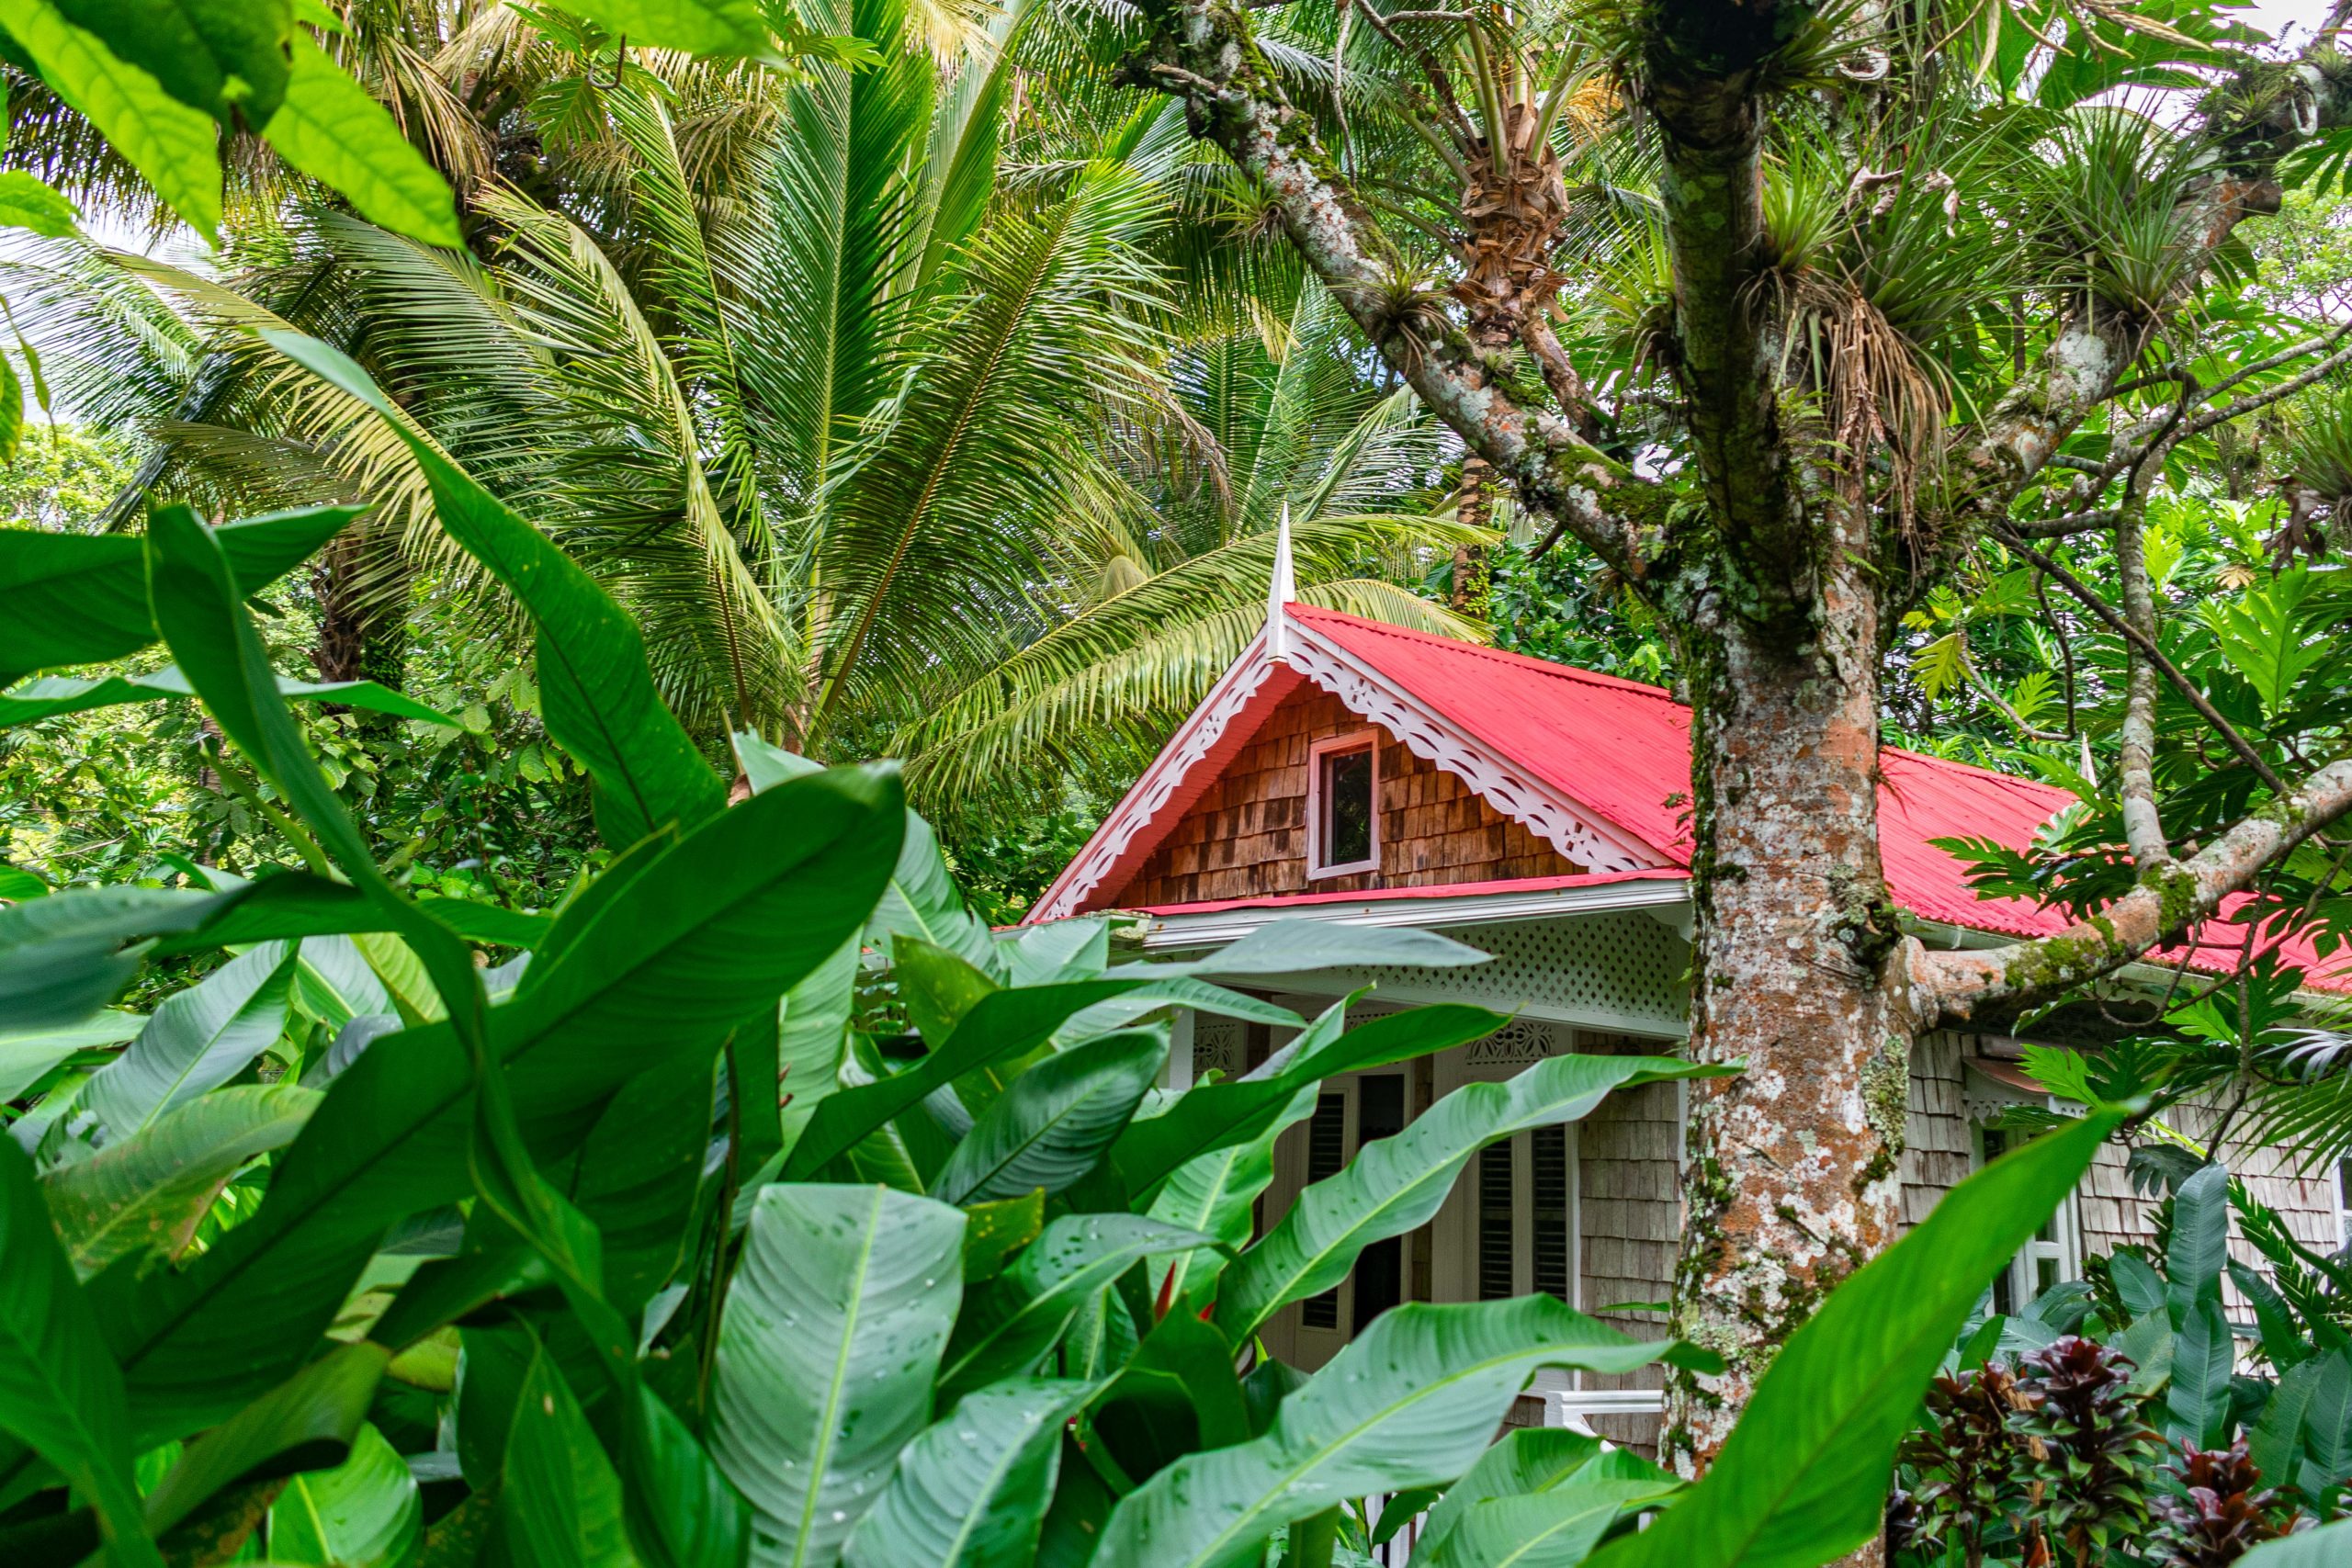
xmin=1307 ymin=731 xmax=1380 ymax=877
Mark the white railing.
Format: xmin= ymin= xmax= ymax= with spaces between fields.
xmin=1363 ymin=1389 xmax=1666 ymax=1563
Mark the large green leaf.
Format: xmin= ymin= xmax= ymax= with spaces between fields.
xmin=1425 ymin=1452 xmax=1683 ymax=1568
xmin=141 ymin=1342 xmax=390 ymax=1539
xmin=262 ymin=332 xmax=724 ymax=849
xmin=263 ymin=35 xmax=460 ymax=247
xmin=2242 ymin=1519 xmax=2352 ymax=1566
xmin=499 ymin=1337 xmax=635 ymax=1568
xmin=562 ymin=0 xmax=777 ymax=58
xmin=1218 ymin=1054 xmax=1731 ymax=1338
xmin=1091 ymin=1295 xmax=1692 ymax=1568
xmin=43 ymin=1084 xmax=318 ymax=1278
xmin=71 ymin=766 xmax=900 ymax=1444
xmin=1589 ymin=1108 xmax=2126 ymax=1568
xmin=0 ymin=1138 xmax=161 ymax=1567
xmin=4 ymin=0 xmax=221 ymax=238
xmin=841 ymin=1379 xmax=1091 ymax=1568
xmin=937 ymin=1213 xmax=1207 ymax=1400
xmin=1412 ymin=1427 xmax=1609 ymax=1560
xmin=778 ymin=937 xmax=859 ymax=1154
xmin=2167 ymin=1296 xmax=2233 ymax=1448
xmin=48 ymin=0 xmax=291 ymax=125
xmin=0 ymin=507 xmax=358 ymax=684
xmin=713 ymin=1184 xmax=966 ymax=1568
xmin=2167 ymin=1161 xmax=2230 ymax=1319
xmin=266 ymin=1421 xmax=422 ymax=1568
xmin=0 ymin=666 xmax=456 ymax=729
xmin=0 ymin=1010 xmax=141 ymax=1101
xmin=930 ymin=1030 xmax=1162 ymax=1206
xmin=0 ymin=884 xmax=245 ymax=1032
xmin=80 ymin=942 xmax=298 ymax=1134
xmin=1114 ymin=1004 xmax=1506 ymax=1201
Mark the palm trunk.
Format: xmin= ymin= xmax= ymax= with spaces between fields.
xmin=1667 ymin=536 xmax=1911 ymax=1482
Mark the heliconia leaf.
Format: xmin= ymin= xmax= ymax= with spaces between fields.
xmin=2167 ymin=1297 xmax=2234 ymax=1449
xmin=1412 ymin=1427 xmax=1609 ymax=1561
xmin=937 ymin=1213 xmax=1208 ymax=1401
xmin=0 ymin=170 xmax=80 ymax=238
xmin=561 ymin=0 xmax=778 ymax=59
xmin=1588 ymin=1108 xmax=2125 ymax=1568
xmin=2166 ymin=1161 xmax=2230 ymax=1320
xmin=0 ymin=1010 xmax=141 ymax=1101
xmin=1218 ymin=1054 xmax=1732 ymax=1338
xmin=266 ymin=1421 xmax=422 ymax=1568
xmin=80 ymin=942 xmax=300 ymax=1135
xmin=0 ymin=506 xmax=360 ymax=684
xmin=0 ymin=1137 xmax=162 ymax=1567
xmin=779 ymin=936 xmax=859 ymax=1155
xmin=929 ymin=1030 xmax=1163 ymax=1207
xmin=42 ymin=1084 xmax=318 ymax=1278
xmin=1091 ymin=1295 xmax=1692 ymax=1568
xmin=263 ymin=37 xmax=461 ymax=248
xmin=140 ymin=1341 xmax=390 ymax=1539
xmin=0 ymin=666 xmax=457 ymax=729
xmin=0 ymin=884 xmax=248 ymax=1032
xmin=2239 ymin=1518 xmax=2352 ymax=1567
xmin=498 ymin=1337 xmax=634 ymax=1568
xmin=842 ymin=1378 xmax=1091 ymax=1568
xmin=262 ymin=331 xmax=726 ymax=849
xmin=1426 ymin=1454 xmax=1684 ymax=1568
xmin=713 ymin=1184 xmax=966 ymax=1568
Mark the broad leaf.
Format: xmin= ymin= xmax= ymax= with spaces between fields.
xmin=2241 ymin=1519 xmax=2352 ymax=1567
xmin=2167 ymin=1161 xmax=2230 ymax=1319
xmin=1588 ymin=1108 xmax=2126 ymax=1568
xmin=1414 ymin=1428 xmax=1608 ymax=1560
xmin=930 ymin=1030 xmax=1163 ymax=1206
xmin=0 ymin=884 xmax=246 ymax=1032
xmin=0 ymin=1010 xmax=140 ymax=1101
xmin=264 ymin=36 xmax=460 ymax=247
xmin=43 ymin=1084 xmax=318 ymax=1278
xmin=1091 ymin=1295 xmax=1691 ymax=1568
xmin=50 ymin=0 xmax=291 ymax=125
xmin=563 ymin=0 xmax=778 ymax=59
xmin=266 ymin=1421 xmax=422 ymax=1568
xmin=1428 ymin=1453 xmax=1683 ymax=1568
xmin=0 ymin=1137 xmax=161 ymax=1567
xmin=841 ymin=1379 xmax=1091 ymax=1568
xmin=80 ymin=942 xmax=299 ymax=1134
xmin=0 ymin=506 xmax=359 ymax=682
xmin=713 ymin=1184 xmax=966 ymax=1568
xmin=2167 ymin=1297 xmax=2233 ymax=1448
xmin=1219 ymin=1054 xmax=1730 ymax=1337
xmin=0 ymin=667 xmax=455 ymax=729
xmin=141 ymin=1341 xmax=390 ymax=1538
xmin=499 ymin=1337 xmax=634 ymax=1568
xmin=69 ymin=766 xmax=899 ymax=1444
xmin=937 ymin=1213 xmax=1207 ymax=1400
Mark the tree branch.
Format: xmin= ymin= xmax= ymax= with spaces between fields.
xmin=1121 ymin=0 xmax=1657 ymax=577
xmin=1996 ymin=525 xmax=2289 ymax=797
xmin=1918 ymin=755 xmax=2352 ymax=1022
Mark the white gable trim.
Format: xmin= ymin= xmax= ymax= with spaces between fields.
xmin=1027 ymin=613 xmax=1671 ymax=922
xmin=1283 ymin=617 xmax=1665 ymax=876
xmin=1030 ymin=631 xmax=1291 ymax=920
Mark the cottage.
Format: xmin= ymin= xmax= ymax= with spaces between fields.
xmin=1026 ymin=522 xmax=2349 ymax=1454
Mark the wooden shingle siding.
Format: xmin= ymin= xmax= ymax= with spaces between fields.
xmin=1574 ymin=1033 xmax=1679 ymax=1457
xmin=1117 ymin=687 xmax=1578 ymax=907
xmin=1902 ymin=1032 xmax=1973 ymax=1228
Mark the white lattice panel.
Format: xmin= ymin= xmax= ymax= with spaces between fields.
xmin=1193 ymin=1013 xmax=1246 ymax=1081
xmin=1326 ymin=912 xmax=1689 ymax=1035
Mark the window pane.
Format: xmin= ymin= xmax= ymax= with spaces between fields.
xmin=1321 ymin=746 xmax=1374 ymax=865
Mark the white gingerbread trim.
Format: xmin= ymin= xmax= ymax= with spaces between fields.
xmin=1283 ymin=619 xmax=1664 ymax=874
xmin=1029 ymin=632 xmax=1288 ymax=920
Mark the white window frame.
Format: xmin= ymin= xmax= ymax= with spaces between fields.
xmin=2336 ymin=1156 xmax=2351 ymax=1254
xmin=1306 ymin=729 xmax=1382 ymax=878
xmin=1973 ymin=1119 xmax=2084 ymax=1314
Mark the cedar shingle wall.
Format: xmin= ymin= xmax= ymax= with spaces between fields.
xmin=1116 ymin=687 xmax=1579 ymax=907
xmin=1577 ymin=1033 xmax=1680 ymax=1457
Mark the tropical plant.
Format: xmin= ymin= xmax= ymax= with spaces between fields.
xmin=0 ymin=352 xmax=2134 ymax=1567
xmin=1894 ymin=1157 xmax=2352 ymax=1567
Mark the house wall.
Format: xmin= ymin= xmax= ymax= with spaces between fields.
xmin=1904 ymin=1032 xmax=2343 ymax=1305
xmin=1114 ymin=687 xmax=1579 ymax=907
xmin=1575 ymin=1032 xmax=1681 ymax=1457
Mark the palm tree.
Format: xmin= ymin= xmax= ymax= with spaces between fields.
xmin=11 ymin=0 xmax=1481 ymax=818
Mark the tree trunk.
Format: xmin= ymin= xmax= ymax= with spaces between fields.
xmin=1666 ymin=540 xmax=1912 ymax=1478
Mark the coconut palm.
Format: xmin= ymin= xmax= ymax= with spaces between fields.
xmin=11 ymin=0 xmax=1480 ymax=817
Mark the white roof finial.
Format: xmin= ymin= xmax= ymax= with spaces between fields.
xmin=1267 ymin=502 xmax=1296 ymax=663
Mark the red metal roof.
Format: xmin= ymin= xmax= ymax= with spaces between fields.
xmin=1116 ymin=605 xmax=2345 ymax=987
